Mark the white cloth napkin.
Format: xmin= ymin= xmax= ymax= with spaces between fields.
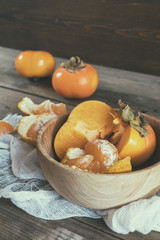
xmin=1 ymin=114 xmax=160 ymax=235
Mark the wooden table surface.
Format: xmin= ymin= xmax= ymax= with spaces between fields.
xmin=0 ymin=46 xmax=160 ymax=240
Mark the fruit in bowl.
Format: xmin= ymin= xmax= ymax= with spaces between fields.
xmin=54 ymin=100 xmax=114 ymax=160
xmin=54 ymin=100 xmax=156 ymax=172
xmin=36 ymin=104 xmax=160 ymax=209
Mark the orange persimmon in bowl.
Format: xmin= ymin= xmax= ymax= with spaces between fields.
xmin=54 ymin=100 xmax=114 ymax=160
xmin=36 ymin=101 xmax=160 ymax=210
xmin=109 ymin=100 xmax=156 ymax=167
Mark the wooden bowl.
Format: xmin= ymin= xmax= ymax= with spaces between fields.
xmin=36 ymin=113 xmax=160 ymax=210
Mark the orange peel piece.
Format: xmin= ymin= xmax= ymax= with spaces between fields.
xmin=18 ymin=97 xmax=67 ymax=116
xmin=17 ymin=113 xmax=58 ymax=145
xmin=0 ymin=120 xmax=15 ymax=135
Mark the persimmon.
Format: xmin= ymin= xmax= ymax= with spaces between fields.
xmin=52 ymin=56 xmax=99 ymax=98
xmin=110 ymin=100 xmax=156 ymax=167
xmin=54 ymin=100 xmax=114 ymax=160
xmin=116 ymin=124 xmax=156 ymax=167
xmin=15 ymin=50 xmax=55 ymax=78
xmin=106 ymin=156 xmax=132 ymax=173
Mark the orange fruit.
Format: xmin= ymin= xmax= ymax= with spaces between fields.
xmin=106 ymin=156 xmax=132 ymax=173
xmin=61 ymin=147 xmax=94 ymax=171
xmin=86 ymin=159 xmax=100 ymax=173
xmin=18 ymin=97 xmax=67 ymax=116
xmin=61 ymin=145 xmax=132 ymax=174
xmin=17 ymin=113 xmax=58 ymax=145
xmin=54 ymin=100 xmax=115 ymax=160
xmin=85 ymin=139 xmax=119 ymax=173
xmin=0 ymin=120 xmax=15 ymax=135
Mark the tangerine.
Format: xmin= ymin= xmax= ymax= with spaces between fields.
xmin=85 ymin=139 xmax=119 ymax=173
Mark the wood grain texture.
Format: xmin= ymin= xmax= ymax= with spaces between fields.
xmin=0 ymin=46 xmax=160 ymax=239
xmin=1 ymin=198 xmax=160 ymax=240
xmin=0 ymin=1 xmax=160 ymax=75
xmin=1 ymin=199 xmax=118 ymax=240
xmin=0 ymin=47 xmax=160 ymax=119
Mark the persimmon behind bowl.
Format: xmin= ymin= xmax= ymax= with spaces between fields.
xmin=36 ymin=113 xmax=160 ymax=210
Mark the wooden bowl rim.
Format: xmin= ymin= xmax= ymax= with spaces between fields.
xmin=37 ymin=112 xmax=160 ymax=177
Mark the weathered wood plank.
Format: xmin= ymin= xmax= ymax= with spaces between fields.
xmin=1 ymin=47 xmax=160 ymax=102
xmin=0 ymin=1 xmax=160 ymax=75
xmin=0 ymin=198 xmax=119 ymax=240
xmin=0 ymin=47 xmax=160 ymax=119
xmin=1 ymin=198 xmax=160 ymax=240
xmin=0 ymin=85 xmax=159 ymax=122
xmin=0 ymin=46 xmax=160 ymax=240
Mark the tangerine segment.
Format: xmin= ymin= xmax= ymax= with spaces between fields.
xmin=106 ymin=156 xmax=132 ymax=173
xmin=17 ymin=113 xmax=58 ymax=145
xmin=87 ymin=160 xmax=100 ymax=173
xmin=62 ymin=147 xmax=86 ymax=163
xmin=61 ymin=147 xmax=94 ymax=171
xmin=62 ymin=155 xmax=94 ymax=170
xmin=0 ymin=120 xmax=15 ymax=135
xmin=18 ymin=97 xmax=67 ymax=116
xmin=85 ymin=139 xmax=119 ymax=173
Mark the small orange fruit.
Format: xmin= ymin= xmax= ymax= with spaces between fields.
xmin=0 ymin=120 xmax=15 ymax=135
xmin=85 ymin=139 xmax=119 ymax=173
xmin=18 ymin=97 xmax=67 ymax=116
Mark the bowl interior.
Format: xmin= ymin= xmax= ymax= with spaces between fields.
xmin=37 ymin=113 xmax=160 ymax=171
xmin=36 ymin=113 xmax=160 ymax=209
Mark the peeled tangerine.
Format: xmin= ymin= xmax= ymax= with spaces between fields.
xmin=18 ymin=97 xmax=67 ymax=116
xmin=17 ymin=113 xmax=59 ymax=145
xmin=61 ymin=139 xmax=132 ymax=174
xmin=54 ymin=100 xmax=115 ymax=160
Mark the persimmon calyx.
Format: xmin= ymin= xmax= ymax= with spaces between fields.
xmin=61 ymin=56 xmax=85 ymax=72
xmin=118 ymin=99 xmax=149 ymax=137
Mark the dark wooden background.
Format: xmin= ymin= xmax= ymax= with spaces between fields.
xmin=0 ymin=0 xmax=160 ymax=76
